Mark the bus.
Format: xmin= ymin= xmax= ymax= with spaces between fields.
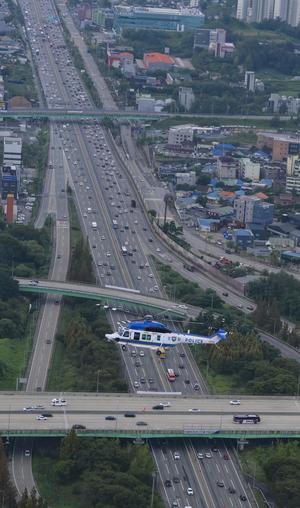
xmin=167 ymin=369 xmax=176 ymax=382
xmin=112 ymin=220 xmax=118 ymax=229
xmin=121 ymin=246 xmax=127 ymax=256
xmin=92 ymin=222 xmax=97 ymax=231
xmin=233 ymin=414 xmax=261 ymax=424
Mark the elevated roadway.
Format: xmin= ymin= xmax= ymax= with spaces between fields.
xmin=1 ymin=393 xmax=300 ymax=438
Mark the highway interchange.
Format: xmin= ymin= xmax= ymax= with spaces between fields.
xmin=8 ymin=0 xmax=299 ymax=506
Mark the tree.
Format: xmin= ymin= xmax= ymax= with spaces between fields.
xmin=279 ymin=102 xmax=288 ymax=114
xmin=251 ymin=298 xmax=268 ymax=328
xmin=268 ymin=297 xmax=282 ymax=334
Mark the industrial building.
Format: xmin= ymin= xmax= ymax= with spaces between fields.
xmin=232 ymin=229 xmax=254 ymax=249
xmin=113 ymin=6 xmax=205 ymax=33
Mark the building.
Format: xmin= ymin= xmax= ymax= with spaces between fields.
xmin=245 ymin=71 xmax=255 ymax=92
xmin=168 ymin=125 xmax=194 ymax=145
xmin=234 ymin=195 xmax=260 ymax=223
xmin=194 ymin=28 xmax=235 ymax=57
xmin=143 ymin=52 xmax=181 ymax=72
xmin=246 ymin=222 xmax=266 ymax=240
xmin=3 ymin=137 xmax=22 ymax=167
xmin=164 ymin=140 xmax=195 ymax=155
xmin=190 ymin=0 xmax=199 ymax=6
xmin=257 ymin=133 xmax=300 ymax=161
xmin=136 ymin=94 xmax=155 ymax=113
xmin=232 ymin=229 xmax=254 ymax=249
xmin=288 ymin=214 xmax=300 ymax=228
xmin=217 ymin=155 xmax=237 ymax=180
xmin=252 ymin=201 xmax=274 ymax=226
xmin=239 ymin=158 xmax=260 ymax=182
xmin=290 ymin=230 xmax=300 ymax=246
xmin=113 ymin=6 xmax=205 ymax=33
xmin=176 ymin=171 xmax=196 ymax=186
xmin=274 ymin=193 xmax=300 ymax=206
xmin=236 ymin=0 xmax=300 ymax=25
xmin=286 ymin=175 xmax=300 ymax=193
xmin=269 ymin=93 xmax=300 ymax=114
xmin=274 ymin=0 xmax=300 ymax=26
xmin=1 ymin=167 xmax=18 ymax=200
xmin=93 ymin=9 xmax=106 ymax=26
xmin=193 ymin=28 xmax=211 ymax=49
xmin=178 ymin=87 xmax=195 ymax=111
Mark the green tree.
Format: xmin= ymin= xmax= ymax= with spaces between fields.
xmin=268 ymin=297 xmax=282 ymax=334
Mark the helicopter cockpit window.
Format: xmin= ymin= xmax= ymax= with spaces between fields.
xmin=142 ymin=334 xmax=146 ymax=340
xmin=134 ymin=332 xmax=140 ymax=340
xmin=123 ymin=331 xmax=129 ymax=337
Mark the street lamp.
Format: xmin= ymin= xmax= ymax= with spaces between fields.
xmin=151 ymin=472 xmax=157 ymax=507
xmin=297 ymin=371 xmax=300 ymax=397
xmin=201 ymin=360 xmax=209 ymax=384
xmin=96 ymin=370 xmax=100 ymax=393
xmin=247 ymin=460 xmax=256 ymax=488
xmin=271 ymin=317 xmax=276 ymax=335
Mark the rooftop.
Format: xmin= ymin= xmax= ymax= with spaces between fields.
xmin=234 ymin=229 xmax=253 ymax=236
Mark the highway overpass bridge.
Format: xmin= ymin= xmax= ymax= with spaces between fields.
xmin=1 ymin=393 xmax=299 ymax=439
xmin=0 ymin=108 xmax=161 ymax=121
xmin=18 ymin=279 xmax=188 ymax=318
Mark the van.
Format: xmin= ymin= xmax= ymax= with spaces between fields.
xmin=87 ymin=208 xmax=92 ymax=214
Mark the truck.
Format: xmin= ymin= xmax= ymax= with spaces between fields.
xmin=92 ymin=222 xmax=97 ymax=230
xmin=183 ymin=262 xmax=195 ymax=272
xmin=131 ymin=199 xmax=136 ymax=208
xmin=51 ymin=398 xmax=67 ymax=406
xmin=62 ymin=124 xmax=67 ymax=130
xmin=36 ymin=49 xmax=39 ymax=55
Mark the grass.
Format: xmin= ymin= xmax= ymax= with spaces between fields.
xmin=154 ymin=116 xmax=290 ymax=131
xmin=68 ymin=196 xmax=84 ymax=254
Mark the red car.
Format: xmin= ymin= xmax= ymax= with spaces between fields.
xmin=224 ymin=454 xmax=229 ymax=460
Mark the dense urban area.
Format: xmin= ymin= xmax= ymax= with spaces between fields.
xmin=1 ymin=0 xmax=300 ymax=507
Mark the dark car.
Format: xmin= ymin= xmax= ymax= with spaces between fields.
xmin=136 ymin=421 xmax=148 ymax=426
xmin=247 ymin=306 xmax=254 ymax=310
xmin=240 ymin=495 xmax=247 ymax=501
xmin=165 ymin=480 xmax=172 ymax=487
xmin=74 ymin=424 xmax=86 ymax=429
xmin=149 ymin=238 xmax=153 ymax=242
xmin=222 ymin=292 xmax=228 ymax=296
xmin=174 ymin=372 xmax=180 ymax=377
xmin=135 ymin=361 xmax=141 ymax=367
xmin=124 ymin=412 xmax=135 ymax=417
xmin=225 ymin=249 xmax=231 ymax=254
xmin=149 ymin=378 xmax=154 ymax=383
xmin=46 ymin=339 xmax=51 ymax=344
xmin=180 ymin=352 xmax=185 ymax=357
xmin=173 ymin=476 xmax=180 ymax=483
xmin=179 ymin=364 xmax=184 ymax=369
xmin=229 ymin=487 xmax=235 ymax=494
xmin=41 ymin=413 xmax=53 ymax=417
xmin=212 ymin=447 xmax=218 ymax=452
xmin=106 ymin=416 xmax=116 ymax=420
xmin=153 ymin=405 xmax=164 ymax=410
xmin=185 ymin=379 xmax=190 ymax=384
xmin=36 ymin=386 xmax=41 ymax=391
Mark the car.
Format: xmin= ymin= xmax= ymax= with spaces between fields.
xmin=165 ymin=479 xmax=172 ymax=487
xmin=230 ymin=400 xmax=240 ymax=405
xmin=173 ymin=452 xmax=181 ymax=460
xmin=101 ymin=236 xmax=105 ymax=240
xmin=25 ymin=450 xmax=30 ymax=457
xmin=179 ymin=305 xmax=188 ymax=310
xmin=240 ymin=495 xmax=247 ymax=501
xmin=185 ymin=379 xmax=190 ymax=384
xmin=139 ymin=351 xmax=144 ymax=357
xmin=34 ymin=405 xmax=44 ymax=409
xmin=160 ymin=402 xmax=170 ymax=407
xmin=137 ymin=421 xmax=148 ymax=426
xmin=237 ymin=304 xmax=243 ymax=308
xmin=23 ymin=407 xmax=34 ymax=411
xmin=179 ymin=364 xmax=184 ymax=369
xmin=135 ymin=361 xmax=141 ymax=367
xmin=180 ymin=352 xmax=186 ymax=357
xmin=174 ymin=372 xmax=179 ymax=377
xmin=187 ymin=488 xmax=193 ymax=495
xmin=46 ymin=339 xmax=51 ymax=344
xmin=171 ymin=502 xmax=178 ymax=508
xmin=36 ymin=415 xmax=47 ymax=420
xmin=124 ymin=412 xmax=135 ymax=417
xmin=222 ymin=292 xmax=228 ymax=296
xmin=149 ymin=378 xmax=154 ymax=384
xmin=224 ymin=454 xmax=229 ymax=460
xmin=134 ymin=381 xmax=140 ymax=388
xmin=97 ymin=262 xmax=102 ymax=266
xmin=212 ymin=447 xmax=218 ymax=452
xmin=197 ymin=452 xmax=204 ymax=459
xmin=143 ymin=227 xmax=147 ymax=231
xmin=173 ymin=476 xmax=180 ymax=483
xmin=145 ymin=263 xmax=149 ymax=267
xmin=140 ymin=377 xmax=146 ymax=384
xmin=105 ymin=416 xmax=116 ymax=421
xmin=57 ymin=254 xmax=61 ymax=258
xmin=205 ymin=452 xmax=212 ymax=458
xmin=28 ymin=281 xmax=37 ymax=286
xmin=41 ymin=413 xmax=52 ymax=417
xmin=92 ymin=245 xmax=96 ymax=249
xmin=194 ymin=383 xmax=200 ymax=390
xmin=217 ymin=481 xmax=224 ymax=487
xmin=74 ymin=424 xmax=86 ymax=429
xmin=229 ymin=487 xmax=235 ymax=494
xmin=153 ymin=405 xmax=164 ymax=410
xmin=106 ymin=252 xmax=111 ymax=257
xmin=189 ymin=408 xmax=200 ymax=412
xmin=149 ymin=238 xmax=153 ymax=242
xmin=156 ymin=248 xmax=161 ymax=252
xmin=247 ymin=306 xmax=254 ymax=310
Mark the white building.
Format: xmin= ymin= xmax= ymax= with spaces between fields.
xmin=168 ymin=124 xmax=194 ymax=145
xmin=234 ymin=195 xmax=260 ymax=222
xmin=176 ymin=171 xmax=196 ymax=185
xmin=3 ymin=137 xmax=22 ymax=167
xmin=136 ymin=94 xmax=155 ymax=112
xmin=269 ymin=93 xmax=300 ymax=114
xmin=178 ymin=87 xmax=195 ymax=111
xmin=245 ymin=71 xmax=255 ymax=92
xmin=237 ymin=0 xmax=300 ymax=25
xmin=217 ymin=155 xmax=237 ymax=179
xmin=239 ymin=158 xmax=260 ymax=182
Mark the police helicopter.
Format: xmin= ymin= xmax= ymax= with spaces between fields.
xmin=105 ymin=314 xmax=227 ymax=355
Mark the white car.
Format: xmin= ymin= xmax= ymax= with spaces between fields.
xmin=173 ymin=452 xmax=181 ymax=460
xmin=149 ymin=274 xmax=153 ymax=278
xmin=179 ymin=305 xmax=188 ymax=310
xmin=156 ymin=248 xmax=161 ymax=252
xmin=189 ymin=408 xmax=201 ymax=412
xmin=25 ymin=450 xmax=30 ymax=457
xmin=106 ymin=252 xmax=111 ymax=257
xmin=23 ymin=407 xmax=34 ymax=412
xmin=197 ymin=452 xmax=204 ymax=459
xmin=160 ymin=402 xmax=170 ymax=407
xmin=230 ymin=400 xmax=240 ymax=405
xmin=28 ymin=281 xmax=37 ymax=286
xmin=187 ymin=488 xmax=193 ymax=495
xmin=36 ymin=415 xmax=47 ymax=420
xmin=139 ymin=351 xmax=144 ymax=356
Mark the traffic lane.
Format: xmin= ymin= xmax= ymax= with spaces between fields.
xmin=11 ymin=437 xmax=36 ymax=500
xmin=259 ymin=331 xmax=300 ymax=363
